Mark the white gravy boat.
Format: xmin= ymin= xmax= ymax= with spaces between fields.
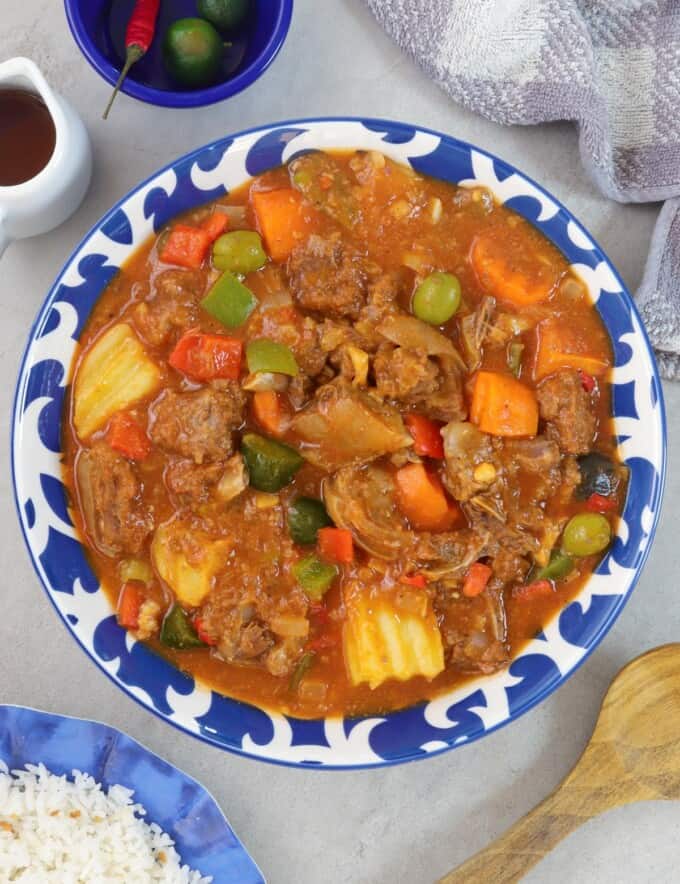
xmin=0 ymin=57 xmax=92 ymax=257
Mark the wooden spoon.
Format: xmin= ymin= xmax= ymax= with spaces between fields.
xmin=440 ymin=643 xmax=680 ymax=884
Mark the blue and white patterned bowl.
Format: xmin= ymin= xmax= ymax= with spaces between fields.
xmin=11 ymin=118 xmax=666 ymax=769
xmin=0 ymin=705 xmax=263 ymax=881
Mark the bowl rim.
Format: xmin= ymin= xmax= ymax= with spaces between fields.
xmin=63 ymin=0 xmax=294 ymax=108
xmin=11 ymin=116 xmax=667 ymax=769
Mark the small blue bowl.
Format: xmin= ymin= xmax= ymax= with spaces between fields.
xmin=0 ymin=706 xmax=264 ymax=882
xmin=64 ymin=0 xmax=293 ymax=109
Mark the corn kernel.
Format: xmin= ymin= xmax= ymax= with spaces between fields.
xmin=473 ymin=462 xmax=497 ymax=484
xmin=254 ymin=492 xmax=279 ymax=510
xmin=390 ymin=199 xmax=410 ymax=220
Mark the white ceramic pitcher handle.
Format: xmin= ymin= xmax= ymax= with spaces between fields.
xmin=0 ymin=215 xmax=11 ymax=258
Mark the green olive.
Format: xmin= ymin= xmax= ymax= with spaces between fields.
xmin=412 ymin=272 xmax=462 ymax=325
xmin=562 ymin=513 xmax=611 ymax=557
xmin=213 ymin=231 xmax=267 ymax=274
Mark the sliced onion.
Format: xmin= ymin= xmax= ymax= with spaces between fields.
xmin=215 ymin=204 xmax=248 ymax=229
xmin=270 ymin=616 xmax=310 ymax=638
xmin=258 ymin=289 xmax=293 ymax=311
xmin=378 ymin=314 xmax=457 ymax=356
xmin=217 ymin=453 xmax=249 ymax=503
xmin=242 ymin=371 xmax=289 ymax=392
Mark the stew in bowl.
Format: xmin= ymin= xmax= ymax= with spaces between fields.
xmin=65 ymin=149 xmax=626 ymax=718
xmin=13 ymin=119 xmax=664 ymax=766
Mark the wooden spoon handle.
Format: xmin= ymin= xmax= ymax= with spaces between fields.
xmin=438 ymin=783 xmax=596 ymax=884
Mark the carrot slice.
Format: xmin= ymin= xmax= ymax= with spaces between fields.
xmin=107 ymin=412 xmax=151 ymax=461
xmin=160 ymin=225 xmax=211 ymax=269
xmin=534 ymin=317 xmax=610 ymax=381
xmin=252 ymin=390 xmax=286 ymax=437
xmin=251 ymin=188 xmax=317 ymax=262
xmin=470 ymin=370 xmax=539 ymax=437
xmin=470 ymin=232 xmax=559 ymax=306
xmin=395 ymin=463 xmax=462 ymax=532
xmin=117 ymin=582 xmax=144 ymax=630
xmin=318 ymin=527 xmax=354 ymax=564
xmin=462 ymin=562 xmax=493 ymax=598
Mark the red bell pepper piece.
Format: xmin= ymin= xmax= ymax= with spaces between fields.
xmin=579 ymin=370 xmax=596 ymax=393
xmin=404 ymin=413 xmax=445 ymax=458
xmin=107 ymin=412 xmax=151 ymax=461
xmin=306 ymin=633 xmax=338 ymax=653
xmin=462 ymin=562 xmax=493 ymax=598
xmin=201 ymin=212 xmax=229 ymax=243
xmin=160 ymin=225 xmax=212 ymax=270
xmin=193 ymin=616 xmax=218 ymax=646
xmin=318 ymin=527 xmax=354 ymax=564
xmin=309 ymin=602 xmax=330 ymax=624
xmin=169 ymin=331 xmax=243 ymax=381
xmin=400 ymin=573 xmax=427 ymax=589
xmin=585 ymin=493 xmax=618 ymax=513
xmin=513 ymin=579 xmax=555 ymax=601
xmin=117 ymin=582 xmax=144 ymax=630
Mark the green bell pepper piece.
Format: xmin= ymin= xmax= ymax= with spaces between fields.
xmin=535 ymin=550 xmax=575 ymax=582
xmin=241 ymin=433 xmax=303 ymax=492
xmin=201 ymin=272 xmax=258 ymax=328
xmin=287 ymin=497 xmax=332 ymax=545
xmin=160 ymin=604 xmax=206 ymax=650
xmin=289 ymin=651 xmax=315 ymax=692
xmin=212 ymin=230 xmax=267 ymax=274
xmin=292 ymin=555 xmax=339 ymax=600
xmin=507 ymin=341 xmax=525 ymax=378
xmin=246 ymin=339 xmax=298 ymax=377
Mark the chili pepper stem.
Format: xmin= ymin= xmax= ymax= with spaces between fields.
xmin=103 ymin=45 xmax=145 ymax=120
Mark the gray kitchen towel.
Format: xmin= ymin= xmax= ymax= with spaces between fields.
xmin=366 ymin=0 xmax=680 ymax=379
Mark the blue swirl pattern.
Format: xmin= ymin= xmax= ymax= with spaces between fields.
xmin=11 ymin=119 xmax=666 ymax=769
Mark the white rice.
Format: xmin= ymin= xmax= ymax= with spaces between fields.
xmin=0 ymin=762 xmax=212 ymax=883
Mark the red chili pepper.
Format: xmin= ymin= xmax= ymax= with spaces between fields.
xmin=103 ymin=0 xmax=161 ymax=120
xmin=579 ymin=370 xmax=596 ymax=393
xmin=585 ymin=493 xmax=618 ymax=513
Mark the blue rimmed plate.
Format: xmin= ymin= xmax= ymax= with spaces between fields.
xmin=0 ymin=705 xmax=263 ymax=881
xmin=11 ymin=118 xmax=666 ymax=769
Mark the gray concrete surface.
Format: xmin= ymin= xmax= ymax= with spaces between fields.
xmin=1 ymin=2 xmax=678 ymax=882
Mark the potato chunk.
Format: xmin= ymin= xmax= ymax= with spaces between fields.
xmin=151 ymin=520 xmax=231 ymax=607
xmin=74 ymin=323 xmax=161 ymax=440
xmin=343 ymin=584 xmax=444 ymax=689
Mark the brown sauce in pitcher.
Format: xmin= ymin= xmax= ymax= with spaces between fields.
xmin=0 ymin=89 xmax=56 ymax=186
